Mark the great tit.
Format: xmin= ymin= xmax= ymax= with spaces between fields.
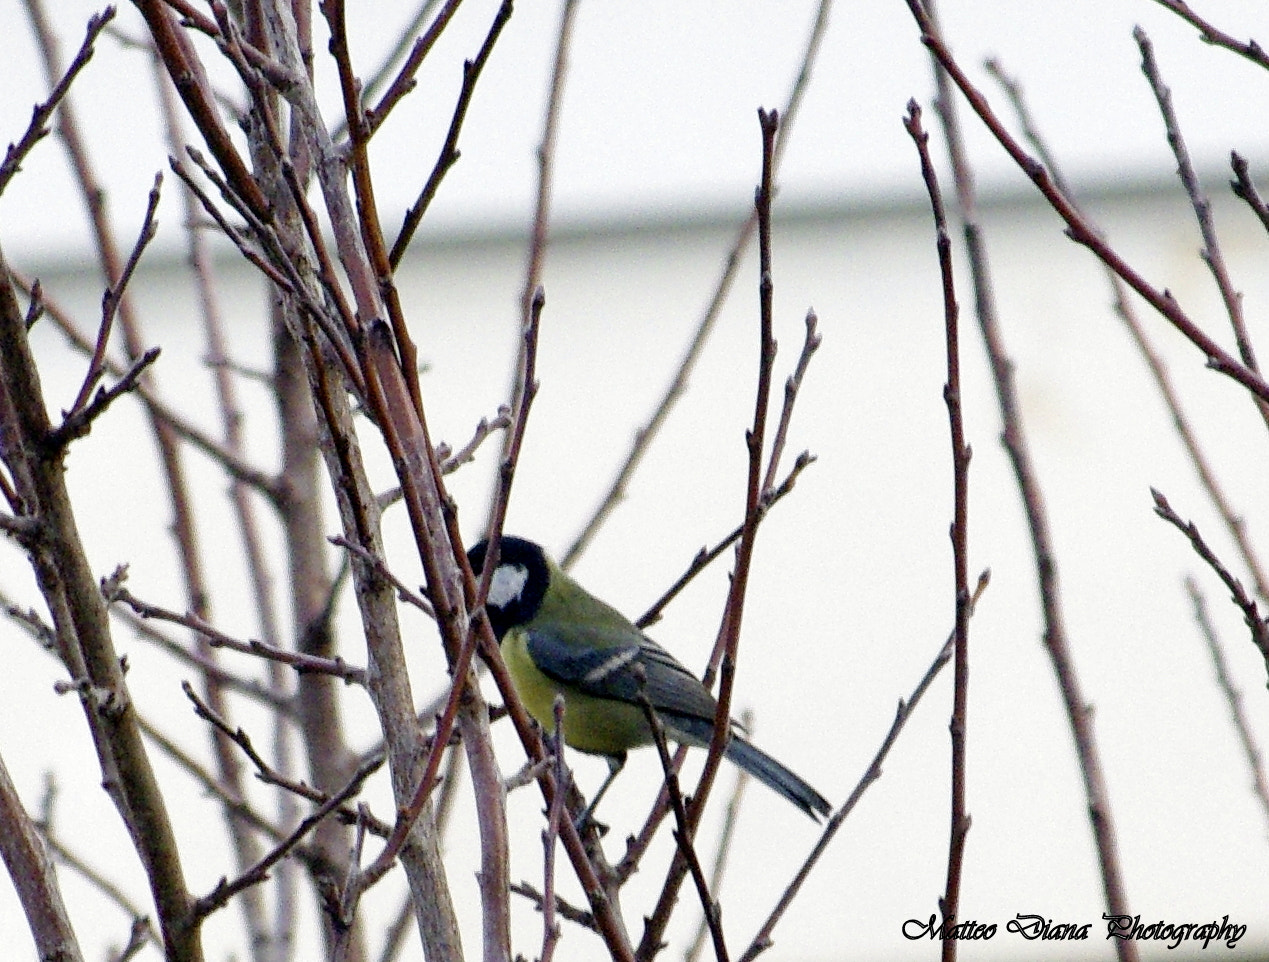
xmin=468 ymin=536 xmax=831 ymax=821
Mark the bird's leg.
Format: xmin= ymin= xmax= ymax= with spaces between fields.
xmin=576 ymin=752 xmax=626 ymax=834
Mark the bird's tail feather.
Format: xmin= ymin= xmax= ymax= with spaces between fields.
xmin=664 ymin=713 xmax=831 ymax=821
xmin=725 ymin=735 xmax=832 ymax=821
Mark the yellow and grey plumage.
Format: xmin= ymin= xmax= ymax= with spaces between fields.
xmin=468 ymin=535 xmax=831 ymax=821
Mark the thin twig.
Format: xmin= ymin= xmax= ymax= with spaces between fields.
xmin=637 ymin=107 xmax=781 ymax=962
xmin=902 ymin=0 xmax=1269 ymax=407
xmin=1152 ymin=489 xmax=1269 ymax=674
xmin=442 ymin=406 xmax=512 ymax=474
xmin=619 ymin=106 xmax=822 ymax=889
xmin=762 ymin=312 xmax=821 ymax=494
xmin=353 ymin=287 xmax=542 ymax=898
xmin=510 ymin=881 xmax=596 ymax=932
xmin=636 ymin=682 xmax=728 ymax=962
xmin=1134 ymin=26 xmax=1269 ymax=431
xmin=165 ymin=155 xmax=291 ymax=289
xmin=0 ymin=7 xmax=114 ymax=195
xmin=389 ymin=0 xmax=513 ymax=267
xmin=1230 ymin=152 xmax=1269 ymax=236
xmin=636 ymin=452 xmax=816 ymax=630
xmin=329 ymin=535 xmax=435 ymax=619
xmin=539 ymin=698 xmax=567 ymax=962
xmin=276 ymin=159 xmax=359 ymax=340
xmin=494 ymin=0 xmax=579 ymax=483
xmin=176 ymin=147 xmax=363 ymax=388
xmin=685 ymin=710 xmax=752 ymax=962
xmin=115 ymin=916 xmax=155 ymax=962
xmin=21 ymin=277 xmax=43 ymax=330
xmin=37 ymin=774 xmax=154 ymax=948
xmin=51 ymin=347 xmax=162 ymax=447
xmin=475 ymin=286 xmax=543 ymax=581
xmin=135 ymin=0 xmax=269 ymax=217
xmin=1184 ymin=577 xmax=1269 ymax=836
xmin=66 ymin=171 xmax=164 ymax=421
xmin=902 ymin=98 xmax=972 ymax=962
xmin=329 ymin=0 xmax=444 ymax=142
xmin=156 ymin=0 xmax=218 ymax=35
xmin=1149 ymin=0 xmax=1269 ymax=71
xmin=111 ymin=585 xmax=367 ymax=685
xmin=157 ymin=44 xmax=300 ymax=953
xmin=2 ymin=15 xmax=202 ymax=947
xmin=112 ymin=595 xmax=293 ymax=712
xmin=190 ymin=754 xmax=383 ymax=922
xmin=365 ymin=0 xmax=465 ymax=136
xmin=909 ymin=5 xmax=1139 ymax=956
xmin=375 ymin=893 xmax=416 ymax=962
xmin=738 ymin=570 xmax=989 ymax=962
xmin=337 ymin=807 xmax=372 ymax=938
xmin=985 ymin=57 xmax=1269 ymax=606
xmin=377 ymin=407 xmax=513 ymax=511
xmin=159 ymin=689 xmax=391 ymax=847
xmin=562 ymin=0 xmax=834 ymax=569
xmin=10 ymin=269 xmax=290 ymax=502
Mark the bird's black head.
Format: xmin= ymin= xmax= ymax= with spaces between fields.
xmin=467 ymin=536 xmax=549 ymax=640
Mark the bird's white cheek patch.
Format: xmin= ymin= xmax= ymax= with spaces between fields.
xmin=488 ymin=563 xmax=529 ymax=609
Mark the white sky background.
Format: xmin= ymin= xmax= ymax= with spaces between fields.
xmin=3 ymin=0 xmax=1269 ymax=261
xmin=4 ymin=2 xmax=1269 ymax=962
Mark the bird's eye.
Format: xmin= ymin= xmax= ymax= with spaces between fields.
xmin=487 ymin=563 xmax=529 ymax=609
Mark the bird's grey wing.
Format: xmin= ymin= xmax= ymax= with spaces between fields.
xmin=523 ymin=625 xmax=644 ymax=700
xmin=634 ymin=637 xmax=718 ymax=723
xmin=524 ymin=628 xmax=717 ymax=722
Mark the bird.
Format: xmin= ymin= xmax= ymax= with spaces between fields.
xmin=467 ymin=535 xmax=831 ymax=822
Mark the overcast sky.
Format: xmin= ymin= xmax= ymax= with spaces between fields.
xmin=3 ymin=0 xmax=1269 ymax=264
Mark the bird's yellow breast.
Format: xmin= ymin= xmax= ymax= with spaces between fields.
xmin=501 ymin=628 xmax=651 ymax=756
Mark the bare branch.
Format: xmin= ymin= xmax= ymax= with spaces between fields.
xmin=329 ymin=535 xmax=435 ymax=620
xmin=0 ymin=755 xmax=84 ymax=962
xmin=637 ymin=107 xmax=781 ymax=962
xmin=985 ymin=57 xmax=1269 ymax=607
xmin=1134 ymin=27 xmax=1268 ymax=431
xmin=1152 ymin=489 xmax=1269 ymax=675
xmin=134 ymin=0 xmax=269 ymax=218
xmin=762 ymin=312 xmax=821 ymax=494
xmin=685 ymin=711 xmax=752 ymax=962
xmin=1149 ymin=0 xmax=1269 ymax=71
xmin=51 ymin=347 xmax=161 ymax=447
xmin=902 ymin=98 xmax=972 ymax=962
xmin=636 ymin=678 xmax=728 ymax=962
xmin=0 ymin=6 xmax=114 ymax=195
xmin=389 ymin=0 xmax=514 ymax=267
xmin=562 ymin=0 xmax=834 ymax=569
xmin=902 ymin=0 xmax=1269 ymax=407
xmin=191 ymin=755 xmax=383 ymax=923
xmin=497 ymin=0 xmax=580 ymax=484
xmin=510 ymin=881 xmax=596 ymax=933
xmin=365 ymin=0 xmax=465 ymax=136
xmin=908 ymin=3 xmax=1140 ymax=952
xmin=0 ymin=231 xmax=203 ymax=960
xmin=10 ymin=269 xmax=284 ymax=500
xmin=65 ymin=172 xmax=164 ymax=422
xmin=1230 ymin=152 xmax=1269 ymax=236
xmin=538 ymin=698 xmax=567 ymax=962
xmin=738 ymin=570 xmax=989 ymax=962
xmin=636 ymin=451 xmax=816 ymax=631
xmin=1184 ymin=577 xmax=1269 ymax=835
xmin=110 ymin=584 xmax=368 ymax=685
